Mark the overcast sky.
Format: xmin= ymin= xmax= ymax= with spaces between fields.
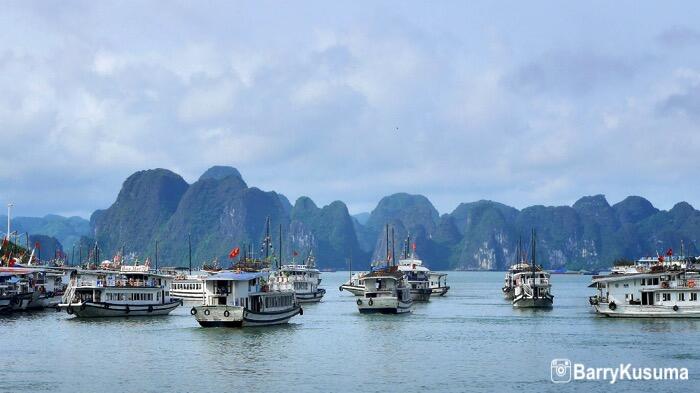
xmin=2 ymin=1 xmax=700 ymax=218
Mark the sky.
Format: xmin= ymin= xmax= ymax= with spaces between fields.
xmin=1 ymin=1 xmax=700 ymax=218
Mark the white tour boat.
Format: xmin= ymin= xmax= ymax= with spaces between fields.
xmin=511 ymin=230 xmax=554 ymax=308
xmin=589 ymin=256 xmax=700 ymax=317
xmin=339 ymin=271 xmax=366 ymax=295
xmin=356 ymin=266 xmax=413 ymax=314
xmin=59 ymin=265 xmax=181 ymax=317
xmin=191 ymin=271 xmax=302 ymax=327
xmin=502 ymin=237 xmax=529 ymax=300
xmin=270 ymin=251 xmax=326 ymax=303
xmin=428 ymin=272 xmax=449 ymax=296
xmin=0 ymin=268 xmax=34 ymax=312
xmin=397 ymin=237 xmax=432 ymax=302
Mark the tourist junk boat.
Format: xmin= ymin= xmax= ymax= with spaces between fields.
xmin=589 ymin=252 xmax=700 ymax=317
xmin=270 ymin=250 xmax=326 ymax=303
xmin=428 ymin=272 xmax=449 ymax=296
xmin=356 ymin=225 xmax=413 ymax=314
xmin=512 ymin=230 xmax=554 ymax=308
xmin=191 ymin=270 xmax=301 ymax=327
xmin=58 ymin=264 xmax=180 ymax=317
xmin=396 ymin=235 xmax=431 ymax=301
xmin=339 ymin=271 xmax=366 ymax=295
xmin=357 ymin=266 xmax=413 ymax=314
xmin=0 ymin=268 xmax=34 ymax=312
xmin=502 ymin=237 xmax=530 ymax=300
xmin=26 ymin=268 xmax=67 ymax=309
xmin=166 ymin=237 xmax=207 ymax=302
xmin=191 ymin=221 xmax=302 ymax=327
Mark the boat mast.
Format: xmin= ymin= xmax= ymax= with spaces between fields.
xmin=391 ymin=226 xmax=395 ymax=267
xmin=531 ymin=228 xmax=537 ymax=299
xmin=264 ymin=217 xmax=271 ymax=260
xmin=188 ymin=233 xmax=192 ymax=275
xmin=278 ymin=224 xmax=283 ymax=269
xmin=155 ymin=240 xmax=159 ymax=271
xmin=385 ymin=224 xmax=391 ymax=267
xmin=6 ymin=203 xmax=12 ymax=242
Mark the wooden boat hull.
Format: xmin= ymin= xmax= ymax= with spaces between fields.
xmin=512 ymin=295 xmax=553 ymax=308
xmin=503 ymin=288 xmax=514 ymax=300
xmin=9 ymin=293 xmax=32 ymax=311
xmin=430 ymin=286 xmax=449 ymax=296
xmin=410 ymin=288 xmax=432 ymax=302
xmin=193 ymin=305 xmax=302 ymax=327
xmin=61 ymin=300 xmax=181 ymax=318
xmin=295 ymin=288 xmax=326 ymax=303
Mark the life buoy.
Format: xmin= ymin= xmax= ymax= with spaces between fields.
xmin=608 ymin=301 xmax=617 ymax=311
xmin=368 ymin=298 xmax=374 ymax=306
xmin=148 ymin=305 xmax=154 ymax=313
xmin=224 ymin=310 xmax=230 ymax=318
xmin=66 ymin=306 xmax=74 ymax=315
xmin=190 ymin=308 xmax=197 ymax=315
xmin=661 ymin=281 xmax=670 ymax=289
xmin=689 ymin=280 xmax=696 ymax=288
xmin=673 ymin=305 xmax=679 ymax=312
xmin=356 ymin=299 xmax=362 ymax=306
xmin=204 ymin=309 xmax=210 ymax=316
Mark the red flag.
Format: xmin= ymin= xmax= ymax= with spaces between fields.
xmin=658 ymin=255 xmax=665 ymax=263
xmin=35 ymin=241 xmax=41 ymax=250
xmin=412 ymin=243 xmax=416 ymax=251
xmin=228 ymin=247 xmax=240 ymax=259
xmin=293 ymin=251 xmax=299 ymax=256
xmin=666 ymin=248 xmax=673 ymax=257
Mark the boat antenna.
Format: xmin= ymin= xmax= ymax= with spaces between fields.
xmin=188 ymin=233 xmax=192 ymax=275
xmin=385 ymin=224 xmax=390 ymax=266
xmin=155 ymin=240 xmax=159 ymax=271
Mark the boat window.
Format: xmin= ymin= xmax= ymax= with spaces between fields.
xmin=679 ymin=293 xmax=686 ymax=301
xmin=662 ymin=293 xmax=671 ymax=301
xmin=653 ymin=278 xmax=659 ymax=285
xmin=691 ymin=293 xmax=698 ymax=301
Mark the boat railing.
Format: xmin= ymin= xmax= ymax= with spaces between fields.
xmin=76 ymin=279 xmax=161 ymax=288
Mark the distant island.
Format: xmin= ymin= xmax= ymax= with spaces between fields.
xmin=7 ymin=165 xmax=699 ymax=271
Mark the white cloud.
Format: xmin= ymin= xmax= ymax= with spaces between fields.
xmin=1 ymin=2 xmax=699 ymax=218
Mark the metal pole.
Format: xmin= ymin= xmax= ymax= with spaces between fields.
xmin=6 ymin=203 xmax=12 ymax=242
xmin=155 ymin=240 xmax=159 ymax=271
xmin=188 ymin=234 xmax=192 ymax=275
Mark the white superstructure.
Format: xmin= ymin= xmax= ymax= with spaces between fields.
xmin=356 ymin=266 xmax=413 ymax=314
xmin=191 ymin=271 xmax=301 ymax=327
xmin=589 ymin=257 xmax=700 ymax=317
xmin=58 ymin=265 xmax=180 ymax=317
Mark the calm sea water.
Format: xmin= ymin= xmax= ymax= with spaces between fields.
xmin=1 ymin=272 xmax=698 ymax=393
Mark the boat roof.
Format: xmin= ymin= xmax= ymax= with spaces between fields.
xmin=280 ymin=264 xmax=319 ymax=272
xmin=589 ymin=269 xmax=696 ymax=286
xmin=360 ymin=267 xmax=403 ymax=281
xmin=206 ymin=271 xmax=266 ymax=281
